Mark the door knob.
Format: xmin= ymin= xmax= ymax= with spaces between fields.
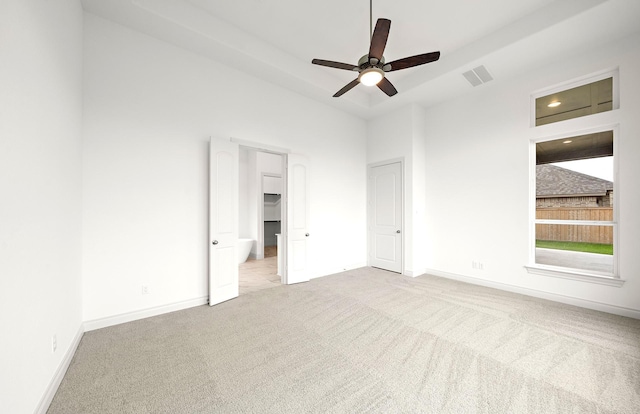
xmin=396 ymin=230 xmax=401 ymax=233
xmin=305 ymin=233 xmax=309 ymax=237
xmin=212 ymin=240 xmax=218 ymax=245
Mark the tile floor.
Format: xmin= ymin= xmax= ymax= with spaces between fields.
xmin=239 ymin=246 xmax=280 ymax=294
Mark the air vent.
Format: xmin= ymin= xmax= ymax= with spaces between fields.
xmin=462 ymin=65 xmax=494 ymax=87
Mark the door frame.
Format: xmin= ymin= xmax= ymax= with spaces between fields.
xmin=367 ymin=158 xmax=404 ymax=274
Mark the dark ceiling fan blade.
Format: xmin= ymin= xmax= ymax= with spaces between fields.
xmin=368 ymin=18 xmax=391 ymax=64
xmin=384 ymin=51 xmax=441 ymax=72
xmin=377 ymin=77 xmax=397 ymax=97
xmin=312 ymin=59 xmax=358 ymax=71
xmin=333 ymin=79 xmax=360 ymax=97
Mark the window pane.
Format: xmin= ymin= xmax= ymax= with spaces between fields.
xmin=534 ymin=129 xmax=616 ymax=276
xmin=536 ymin=131 xmax=613 ymax=164
xmin=535 ymin=223 xmax=613 ymax=274
xmin=535 ymin=77 xmax=612 ymax=126
xmin=536 ymin=133 xmax=614 ymax=217
xmin=536 ymin=223 xmax=613 ymax=245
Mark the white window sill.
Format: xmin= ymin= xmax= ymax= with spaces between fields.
xmin=525 ymin=264 xmax=625 ymax=287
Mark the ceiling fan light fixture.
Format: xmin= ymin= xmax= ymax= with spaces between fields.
xmin=359 ymin=67 xmax=384 ymax=86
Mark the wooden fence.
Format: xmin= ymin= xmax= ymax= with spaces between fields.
xmin=536 ymin=207 xmax=613 ymax=244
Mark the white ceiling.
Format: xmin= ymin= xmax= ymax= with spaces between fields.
xmin=81 ymin=0 xmax=640 ymax=119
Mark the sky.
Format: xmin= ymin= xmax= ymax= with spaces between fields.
xmin=552 ymin=157 xmax=613 ymax=182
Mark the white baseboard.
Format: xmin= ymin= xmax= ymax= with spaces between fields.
xmin=83 ymin=296 xmax=209 ymax=332
xmin=404 ymin=268 xmax=427 ymax=278
xmin=423 ymin=268 xmax=640 ymax=319
xmin=35 ymin=325 xmax=84 ymax=414
xmin=310 ymin=262 xmax=369 ymax=280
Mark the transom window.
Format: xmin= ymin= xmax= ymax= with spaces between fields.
xmin=535 ymin=77 xmax=613 ymax=126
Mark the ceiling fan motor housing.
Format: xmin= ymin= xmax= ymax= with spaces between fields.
xmin=357 ymin=55 xmax=392 ymax=73
xmin=357 ymin=54 xmax=381 ymax=68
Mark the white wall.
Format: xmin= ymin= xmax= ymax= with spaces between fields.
xmin=81 ymin=13 xmax=368 ymax=322
xmin=258 ymin=152 xmax=283 ymax=177
xmin=247 ymin=149 xmax=258 ymax=251
xmin=411 ymin=105 xmax=429 ymax=275
xmin=0 ymin=1 xmax=83 ymax=412
xmin=238 ymin=146 xmax=252 ymax=239
xmin=421 ymin=32 xmax=640 ymax=316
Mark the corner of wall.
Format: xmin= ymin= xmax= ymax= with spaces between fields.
xmin=34 ymin=326 xmax=84 ymax=414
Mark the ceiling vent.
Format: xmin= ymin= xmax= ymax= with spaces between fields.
xmin=462 ymin=65 xmax=494 ymax=87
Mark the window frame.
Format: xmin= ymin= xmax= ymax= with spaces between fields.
xmin=526 ymin=68 xmax=623 ymax=286
xmin=527 ymin=126 xmax=621 ymax=286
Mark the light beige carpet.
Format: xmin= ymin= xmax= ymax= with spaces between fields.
xmin=48 ymin=268 xmax=640 ymax=413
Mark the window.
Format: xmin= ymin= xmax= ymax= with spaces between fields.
xmin=534 ymin=131 xmax=615 ymax=276
xmin=535 ymin=77 xmax=613 ymax=126
xmin=528 ymin=70 xmax=622 ymax=286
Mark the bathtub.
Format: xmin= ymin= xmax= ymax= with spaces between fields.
xmin=238 ymin=239 xmax=255 ymax=264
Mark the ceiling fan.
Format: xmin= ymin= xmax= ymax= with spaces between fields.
xmin=312 ymin=1 xmax=441 ymax=97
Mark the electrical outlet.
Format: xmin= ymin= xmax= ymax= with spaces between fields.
xmin=52 ymin=334 xmax=57 ymax=353
xmin=142 ymin=285 xmax=150 ymax=295
xmin=472 ymin=261 xmax=485 ymax=270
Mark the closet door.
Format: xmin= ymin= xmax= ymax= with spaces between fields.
xmin=368 ymin=161 xmax=403 ymax=273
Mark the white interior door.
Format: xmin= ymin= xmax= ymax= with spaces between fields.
xmin=209 ymin=137 xmax=239 ymax=305
xmin=369 ymin=161 xmax=402 ymax=273
xmin=286 ymin=154 xmax=310 ymax=284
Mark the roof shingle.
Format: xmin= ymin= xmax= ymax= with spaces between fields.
xmin=536 ymin=164 xmax=613 ymax=198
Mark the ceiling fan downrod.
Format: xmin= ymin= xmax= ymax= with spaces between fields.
xmin=370 ymin=0 xmax=373 ymax=42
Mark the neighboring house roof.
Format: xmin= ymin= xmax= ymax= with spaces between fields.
xmin=536 ymin=164 xmax=613 ymax=198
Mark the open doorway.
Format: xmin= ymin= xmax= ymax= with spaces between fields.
xmin=238 ymin=148 xmax=284 ymax=294
xmin=209 ymin=137 xmax=310 ymax=306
